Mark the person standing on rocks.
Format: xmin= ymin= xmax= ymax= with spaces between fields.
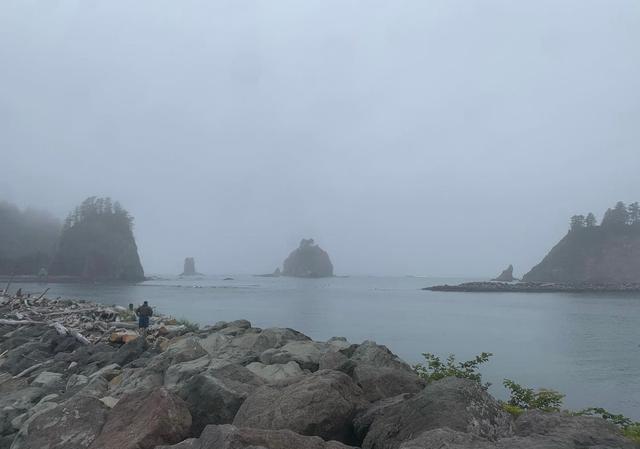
xmin=135 ymin=300 xmax=153 ymax=331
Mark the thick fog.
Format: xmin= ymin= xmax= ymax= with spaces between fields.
xmin=1 ymin=1 xmax=639 ymax=276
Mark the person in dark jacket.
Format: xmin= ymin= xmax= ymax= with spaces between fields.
xmin=135 ymin=301 xmax=153 ymax=329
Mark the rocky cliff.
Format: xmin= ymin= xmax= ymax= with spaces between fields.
xmin=282 ymin=239 xmax=333 ymax=278
xmin=49 ymin=197 xmax=144 ymax=282
xmin=523 ymin=224 xmax=640 ymax=283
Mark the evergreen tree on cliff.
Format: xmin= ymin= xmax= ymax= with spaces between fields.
xmin=524 ymin=201 xmax=640 ymax=283
xmin=49 ymin=197 xmax=144 ymax=281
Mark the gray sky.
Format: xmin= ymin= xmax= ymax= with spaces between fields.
xmin=1 ymin=0 xmax=639 ymax=276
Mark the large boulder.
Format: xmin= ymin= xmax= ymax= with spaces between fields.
xmin=512 ymin=410 xmax=637 ymax=448
xmin=156 ymin=424 xmax=357 ymax=449
xmin=233 ymin=370 xmax=367 ymax=445
xmin=88 ymin=387 xmax=191 ymax=449
xmin=245 ymin=361 xmax=305 ymax=382
xmin=176 ymin=363 xmax=264 ymax=435
xmin=397 ymin=412 xmax=639 ymax=449
xmin=11 ymin=395 xmax=108 ymax=449
xmin=259 ymin=341 xmax=330 ymax=371
xmin=0 ymin=387 xmax=45 ymax=437
xmin=361 ymin=377 xmax=513 ymax=449
xmin=282 ymin=238 xmax=334 ymax=278
xmin=348 ymin=340 xmax=424 ymax=402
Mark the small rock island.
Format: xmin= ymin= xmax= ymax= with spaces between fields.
xmin=282 ymin=238 xmax=334 ymax=278
xmin=492 ymin=264 xmax=516 ymax=282
xmin=180 ymin=257 xmax=201 ymax=276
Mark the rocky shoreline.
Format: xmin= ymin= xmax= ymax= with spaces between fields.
xmin=0 ymin=294 xmax=637 ymax=449
xmin=424 ymin=281 xmax=640 ymax=293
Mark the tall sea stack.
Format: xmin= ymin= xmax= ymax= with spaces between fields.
xmin=181 ymin=257 xmax=199 ymax=276
xmin=282 ymin=238 xmax=333 ymax=278
xmin=49 ymin=197 xmax=144 ymax=281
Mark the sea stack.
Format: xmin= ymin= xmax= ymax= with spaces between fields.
xmin=49 ymin=197 xmax=144 ymax=281
xmin=492 ymin=264 xmax=515 ymax=282
xmin=523 ymin=202 xmax=640 ymax=283
xmin=282 ymin=238 xmax=334 ymax=278
xmin=181 ymin=257 xmax=200 ymax=276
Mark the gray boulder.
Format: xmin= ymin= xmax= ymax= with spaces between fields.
xmin=259 ymin=341 xmax=330 ymax=371
xmin=88 ymin=387 xmax=191 ymax=449
xmin=361 ymin=377 xmax=513 ymax=449
xmin=245 ymin=361 xmax=304 ymax=382
xmin=233 ymin=369 xmax=367 ymax=445
xmin=176 ymin=363 xmax=264 ymax=435
xmin=156 ymin=424 xmax=357 ymax=449
xmin=11 ymin=395 xmax=108 ymax=449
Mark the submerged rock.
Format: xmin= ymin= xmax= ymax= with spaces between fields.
xmin=282 ymin=239 xmax=334 ymax=278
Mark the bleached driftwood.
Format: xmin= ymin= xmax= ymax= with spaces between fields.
xmin=13 ymin=360 xmax=52 ymax=379
xmin=50 ymin=322 xmax=90 ymax=345
xmin=0 ymin=319 xmax=45 ymax=325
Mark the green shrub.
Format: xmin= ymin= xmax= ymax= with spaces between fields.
xmin=175 ymin=318 xmax=200 ymax=332
xmin=414 ymin=352 xmax=492 ymax=388
xmin=502 ymin=379 xmax=564 ymax=412
xmin=501 ymin=403 xmax=525 ymax=417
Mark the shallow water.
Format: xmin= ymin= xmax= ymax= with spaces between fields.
xmin=9 ymin=275 xmax=640 ymax=419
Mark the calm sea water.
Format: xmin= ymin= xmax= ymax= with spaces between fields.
xmin=9 ymin=275 xmax=640 ymax=419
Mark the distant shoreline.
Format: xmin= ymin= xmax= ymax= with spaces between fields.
xmin=424 ymin=281 xmax=640 ymax=293
xmin=0 ymin=275 xmax=147 ymax=285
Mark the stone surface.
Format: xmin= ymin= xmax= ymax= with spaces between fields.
xmin=245 ymin=361 xmax=304 ymax=382
xmin=259 ymin=341 xmax=329 ymax=371
xmin=12 ymin=396 xmax=108 ymax=449
xmin=361 ymin=377 xmax=513 ymax=449
xmin=156 ymin=424 xmax=357 ymax=449
xmin=88 ymin=387 xmax=191 ymax=449
xmin=233 ymin=370 xmax=367 ymax=445
xmin=176 ymin=363 xmax=264 ymax=435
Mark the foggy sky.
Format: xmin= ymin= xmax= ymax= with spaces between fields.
xmin=1 ymin=0 xmax=639 ymax=277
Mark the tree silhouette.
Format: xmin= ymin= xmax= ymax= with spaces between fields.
xmin=585 ymin=213 xmax=597 ymax=227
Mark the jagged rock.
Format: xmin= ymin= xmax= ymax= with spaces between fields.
xmin=88 ymin=387 xmax=191 ymax=449
xmin=282 ymin=238 xmax=334 ymax=278
xmin=246 ymin=361 xmax=305 ymax=382
xmin=155 ymin=424 xmax=357 ymax=449
xmin=111 ymin=336 xmax=149 ymax=366
xmin=347 ymin=340 xmax=424 ymax=402
xmin=31 ymin=371 xmax=63 ymax=389
xmin=492 ymin=264 xmax=515 ymax=282
xmin=0 ymin=387 xmax=44 ymax=436
xmin=397 ymin=410 xmax=638 ymax=449
xmin=361 ymin=377 xmax=513 ymax=449
xmin=233 ymin=370 xmax=367 ymax=444
xmin=176 ymin=363 xmax=264 ymax=435
xmin=259 ymin=341 xmax=330 ymax=371
xmin=353 ymin=393 xmax=413 ymax=443
xmin=12 ymin=395 xmax=108 ymax=449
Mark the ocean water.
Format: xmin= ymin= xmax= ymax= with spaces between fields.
xmin=8 ymin=275 xmax=640 ymax=419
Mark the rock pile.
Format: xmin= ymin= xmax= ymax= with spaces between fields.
xmin=0 ymin=294 xmax=636 ymax=449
